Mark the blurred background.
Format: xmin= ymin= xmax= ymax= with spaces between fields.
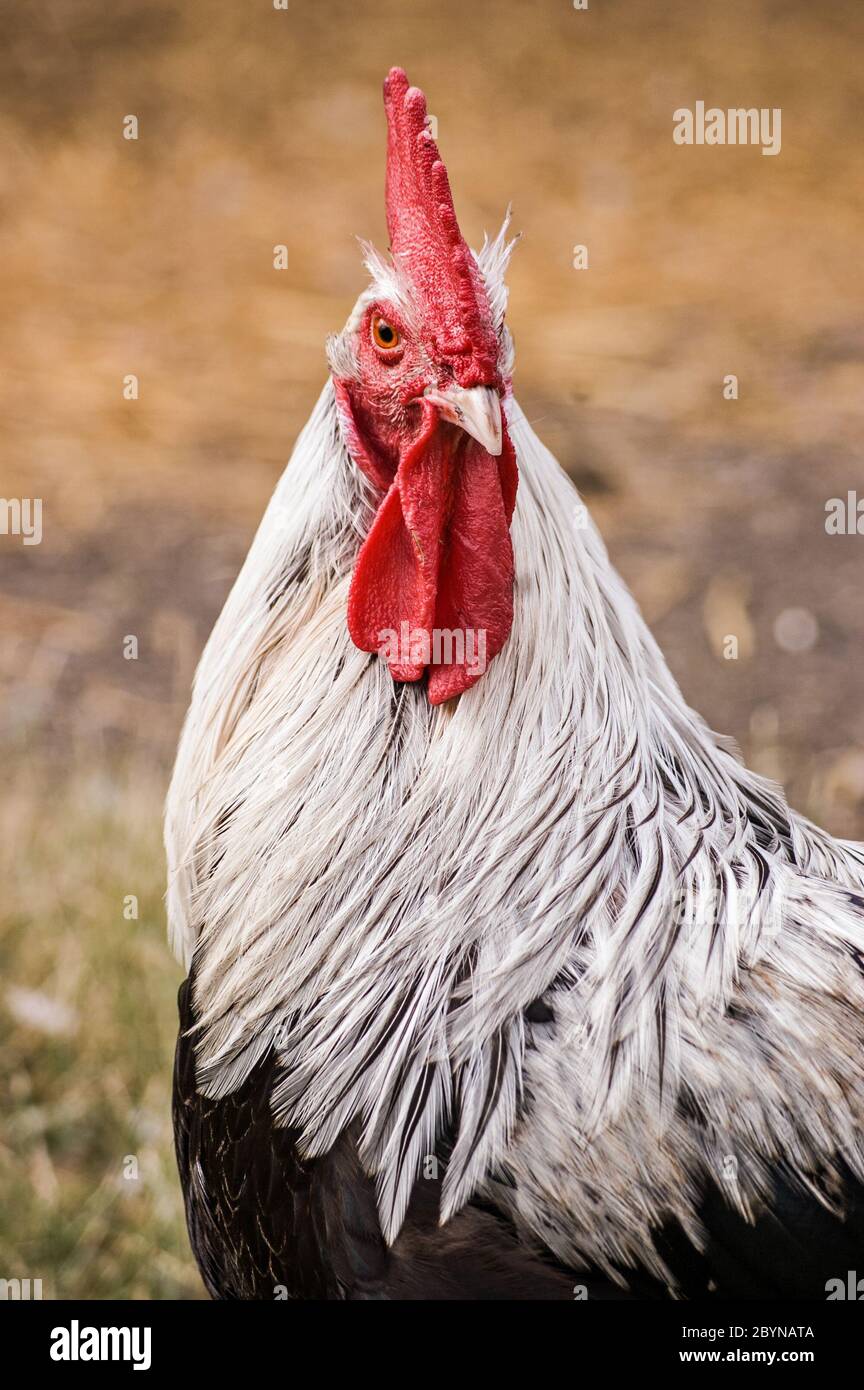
xmin=1 ymin=0 xmax=862 ymax=1298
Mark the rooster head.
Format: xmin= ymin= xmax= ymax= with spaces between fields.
xmin=327 ymin=67 xmax=518 ymax=705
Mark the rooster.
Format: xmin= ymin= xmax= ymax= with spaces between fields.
xmin=166 ymin=67 xmax=864 ymax=1300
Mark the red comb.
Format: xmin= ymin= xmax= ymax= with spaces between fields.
xmin=383 ymin=67 xmax=498 ymax=388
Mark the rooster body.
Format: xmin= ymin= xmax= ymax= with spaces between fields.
xmin=166 ymin=70 xmax=864 ymax=1299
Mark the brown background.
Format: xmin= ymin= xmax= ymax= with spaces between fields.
xmin=1 ymin=0 xmax=862 ymax=1297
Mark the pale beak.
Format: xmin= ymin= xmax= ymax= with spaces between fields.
xmin=423 ymin=384 xmax=503 ymax=457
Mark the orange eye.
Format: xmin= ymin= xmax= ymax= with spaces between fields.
xmin=371 ymin=313 xmax=401 ymax=351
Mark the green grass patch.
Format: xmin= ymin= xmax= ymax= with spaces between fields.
xmin=0 ymin=757 xmax=204 ymax=1299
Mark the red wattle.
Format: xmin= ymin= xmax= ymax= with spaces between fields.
xmin=427 ymin=433 xmax=515 ymax=704
xmin=346 ymin=410 xmax=517 ymax=702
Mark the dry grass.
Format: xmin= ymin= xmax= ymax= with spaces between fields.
xmin=1 ymin=0 xmax=863 ymax=1298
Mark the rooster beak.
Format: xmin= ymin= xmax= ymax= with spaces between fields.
xmin=423 ymin=384 xmax=503 ymax=457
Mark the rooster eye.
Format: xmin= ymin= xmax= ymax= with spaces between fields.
xmin=371 ymin=313 xmax=401 ymax=351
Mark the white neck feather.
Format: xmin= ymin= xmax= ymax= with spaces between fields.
xmin=165 ymin=378 xmax=864 ymax=1241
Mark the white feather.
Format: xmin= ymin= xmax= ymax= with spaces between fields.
xmin=166 ymin=249 xmax=864 ymax=1274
